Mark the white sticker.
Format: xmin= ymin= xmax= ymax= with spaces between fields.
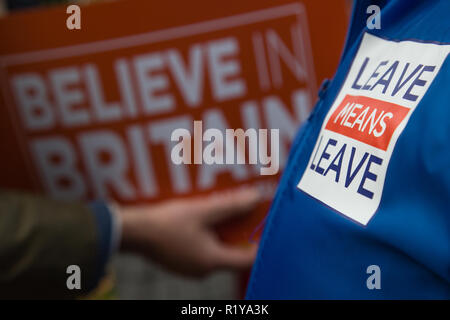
xmin=297 ymin=33 xmax=450 ymax=225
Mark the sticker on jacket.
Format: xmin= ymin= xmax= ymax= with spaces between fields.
xmin=297 ymin=33 xmax=450 ymax=225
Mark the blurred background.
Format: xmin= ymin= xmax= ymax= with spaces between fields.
xmin=0 ymin=0 xmax=349 ymax=299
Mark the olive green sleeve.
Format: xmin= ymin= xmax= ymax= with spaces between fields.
xmin=0 ymin=191 xmax=100 ymax=299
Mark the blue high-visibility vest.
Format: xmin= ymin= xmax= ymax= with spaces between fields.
xmin=247 ymin=0 xmax=450 ymax=299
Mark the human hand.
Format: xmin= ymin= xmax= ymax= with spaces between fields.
xmin=118 ymin=189 xmax=260 ymax=277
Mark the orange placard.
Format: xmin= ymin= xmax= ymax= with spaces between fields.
xmin=0 ymin=0 xmax=349 ymax=243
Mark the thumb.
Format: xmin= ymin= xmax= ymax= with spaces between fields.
xmin=200 ymin=188 xmax=261 ymax=224
xmin=212 ymin=243 xmax=258 ymax=271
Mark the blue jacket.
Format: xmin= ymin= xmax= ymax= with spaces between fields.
xmin=247 ymin=0 xmax=450 ymax=299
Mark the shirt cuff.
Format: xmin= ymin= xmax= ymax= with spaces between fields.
xmin=87 ymin=200 xmax=121 ymax=291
